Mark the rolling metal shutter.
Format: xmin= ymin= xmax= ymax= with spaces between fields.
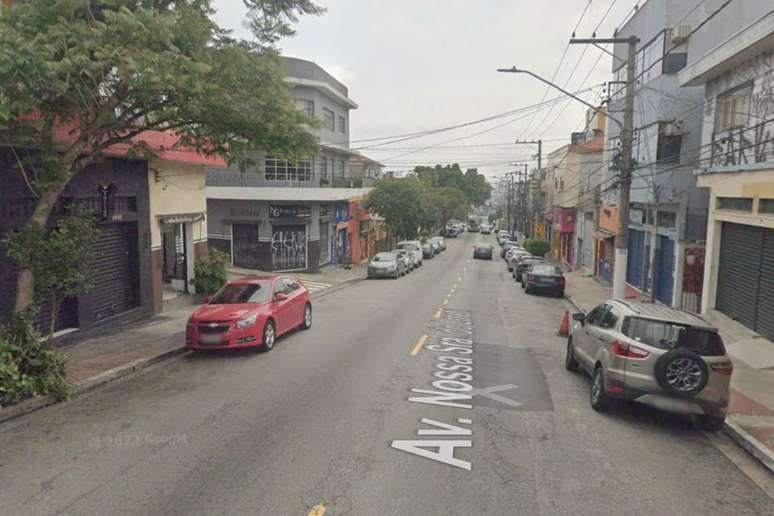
xmin=90 ymin=223 xmax=139 ymax=322
xmin=233 ymin=224 xmax=261 ymax=269
xmin=756 ymin=228 xmax=774 ymax=341
xmin=716 ymin=222 xmax=774 ymax=339
xmin=627 ymin=229 xmax=645 ymax=289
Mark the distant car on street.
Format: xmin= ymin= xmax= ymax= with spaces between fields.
xmin=501 ymin=240 xmax=520 ymax=259
xmin=507 ymin=251 xmax=533 ymax=273
xmin=467 ymin=220 xmax=481 ymax=232
xmin=566 ymin=300 xmax=732 ymax=431
xmin=186 ymin=275 xmax=311 ymax=352
xmin=367 ymin=251 xmax=407 ymax=279
xmin=446 ymin=226 xmax=459 ymax=238
xmin=513 ymin=257 xmax=543 ymax=283
xmin=523 ymin=263 xmax=565 ymax=297
xmin=393 ymin=249 xmax=414 ymax=272
xmin=429 ymin=236 xmax=446 ymax=252
xmin=398 ymin=240 xmax=423 ymax=267
xmin=422 ymin=242 xmax=435 ymax=259
xmin=480 ymin=223 xmax=493 ymax=234
xmin=473 ymin=243 xmax=494 ymax=260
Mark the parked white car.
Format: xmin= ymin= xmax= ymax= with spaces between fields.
xmin=397 ymin=240 xmax=423 ymax=267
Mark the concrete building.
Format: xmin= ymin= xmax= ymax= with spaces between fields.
xmin=606 ymin=0 xmax=710 ymax=308
xmin=206 ymin=56 xmax=380 ymax=273
xmin=679 ymin=2 xmax=774 ymax=341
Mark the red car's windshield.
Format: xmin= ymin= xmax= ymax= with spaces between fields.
xmin=210 ymin=282 xmax=271 ymax=304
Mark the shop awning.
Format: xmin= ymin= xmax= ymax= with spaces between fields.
xmin=158 ymin=213 xmax=205 ymax=224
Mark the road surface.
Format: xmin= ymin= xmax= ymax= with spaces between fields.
xmin=1 ymin=233 xmax=771 ymax=515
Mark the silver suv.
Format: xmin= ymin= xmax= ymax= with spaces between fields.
xmin=566 ymin=300 xmax=733 ymax=431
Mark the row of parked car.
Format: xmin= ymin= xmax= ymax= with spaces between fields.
xmin=494 ymin=232 xmax=565 ymax=297
xmin=366 ymin=236 xmax=447 ymax=279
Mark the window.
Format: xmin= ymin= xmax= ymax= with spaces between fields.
xmin=296 ymin=98 xmax=314 ymax=117
xmin=265 ymin=157 xmax=312 ymax=181
xmin=716 ymin=84 xmax=752 ymax=133
xmin=663 ymin=53 xmax=687 ymax=74
xmin=760 ymin=199 xmax=774 ymax=214
xmin=716 ymin=197 xmax=753 ymax=212
xmin=337 ymin=160 xmax=345 ymax=178
xmin=657 ymin=212 xmax=676 ymax=229
xmin=586 ymin=304 xmax=609 ymax=326
xmin=657 ymin=122 xmax=683 ymax=162
xmin=210 ymin=282 xmax=271 ymax=304
xmin=600 ymin=308 xmax=619 ymax=329
xmin=339 ymin=116 xmax=346 ymax=133
xmin=322 ymin=108 xmax=335 ymax=131
xmin=319 ymin=157 xmax=328 ymax=179
xmin=623 ymin=318 xmax=725 ymax=356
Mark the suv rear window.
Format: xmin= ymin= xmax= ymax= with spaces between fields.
xmin=623 ymin=317 xmax=726 ymax=356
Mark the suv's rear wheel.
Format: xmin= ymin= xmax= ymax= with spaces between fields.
xmin=590 ymin=367 xmax=610 ymax=412
xmin=655 ymin=349 xmax=709 ymax=398
xmin=565 ymin=337 xmax=580 ymax=372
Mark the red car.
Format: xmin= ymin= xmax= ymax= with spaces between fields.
xmin=186 ymin=275 xmax=312 ymax=351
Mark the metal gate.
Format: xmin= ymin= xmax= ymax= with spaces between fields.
xmin=90 ymin=223 xmax=139 ymax=322
xmin=319 ymin=222 xmax=330 ymax=266
xmin=717 ymin=222 xmax=774 ymax=341
xmin=233 ymin=224 xmax=261 ymax=269
xmin=655 ymin=236 xmax=675 ymax=305
xmin=272 ymin=225 xmax=307 ymax=271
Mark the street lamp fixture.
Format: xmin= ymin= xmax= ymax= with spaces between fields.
xmin=497 ymin=66 xmax=623 ymax=129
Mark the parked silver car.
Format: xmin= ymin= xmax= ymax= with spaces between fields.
xmin=566 ymin=300 xmax=732 ymax=431
xmin=367 ymin=252 xmax=407 ymax=279
xmin=397 ymin=240 xmax=423 ymax=267
xmin=393 ymin=249 xmax=413 ymax=272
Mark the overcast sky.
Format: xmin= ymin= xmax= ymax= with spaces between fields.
xmin=212 ymin=0 xmax=637 ymax=181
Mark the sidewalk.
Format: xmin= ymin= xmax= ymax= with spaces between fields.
xmin=0 ymin=265 xmax=366 ymax=424
xmin=564 ymin=270 xmax=774 ymax=472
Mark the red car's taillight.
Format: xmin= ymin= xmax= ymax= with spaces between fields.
xmin=711 ymin=362 xmax=734 ymax=375
xmin=611 ymin=340 xmax=649 ymax=359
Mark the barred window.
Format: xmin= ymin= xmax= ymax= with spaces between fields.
xmin=322 ymin=108 xmax=335 ymax=131
xmin=295 ymin=98 xmax=314 ymax=117
xmin=265 ymin=157 xmax=312 ymax=181
xmin=716 ymin=197 xmax=753 ymax=212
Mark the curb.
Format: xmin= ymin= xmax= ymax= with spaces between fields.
xmin=723 ymin=419 xmax=774 ymax=474
xmin=0 ymin=346 xmax=189 ymax=425
xmin=0 ymin=278 xmax=365 ymax=425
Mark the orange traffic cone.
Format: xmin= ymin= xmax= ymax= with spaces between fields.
xmin=557 ymin=310 xmax=570 ymax=337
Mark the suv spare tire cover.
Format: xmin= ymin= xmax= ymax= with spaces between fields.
xmin=654 ymin=348 xmax=709 ymax=398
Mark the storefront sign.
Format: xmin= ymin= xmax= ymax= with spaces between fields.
xmin=269 ymin=205 xmax=311 ymax=219
xmin=230 ymin=205 xmax=261 ymax=219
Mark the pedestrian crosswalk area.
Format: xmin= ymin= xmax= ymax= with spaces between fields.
xmin=300 ymin=280 xmax=332 ymax=294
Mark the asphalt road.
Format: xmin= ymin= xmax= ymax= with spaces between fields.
xmin=1 ymin=233 xmax=772 ymax=515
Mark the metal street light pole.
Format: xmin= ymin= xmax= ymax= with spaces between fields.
xmin=498 ymin=34 xmax=638 ymax=299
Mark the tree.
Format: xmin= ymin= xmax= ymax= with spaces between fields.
xmin=0 ymin=0 xmax=322 ymax=314
xmin=461 ymin=168 xmax=493 ymax=207
xmin=426 ymin=187 xmax=468 ymax=229
xmin=367 ymin=177 xmax=426 ymax=240
xmin=414 ymin=164 xmax=492 ymax=207
xmin=5 ymin=208 xmax=97 ymax=341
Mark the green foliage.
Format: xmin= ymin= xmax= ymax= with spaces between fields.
xmin=415 ymin=164 xmax=492 ymax=206
xmin=0 ymin=311 xmax=69 ymax=406
xmin=524 ymin=239 xmax=551 ymax=258
xmin=4 ymin=209 xmax=98 ymax=338
xmin=425 ymin=187 xmax=468 ymax=229
xmin=367 ymin=177 xmax=427 ymax=240
xmin=194 ymin=249 xmax=230 ymax=295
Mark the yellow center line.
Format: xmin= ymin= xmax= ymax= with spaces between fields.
xmin=434 ymin=308 xmax=443 ymax=320
xmin=411 ymin=334 xmax=429 ymax=356
xmin=309 ymin=504 xmax=326 ymax=516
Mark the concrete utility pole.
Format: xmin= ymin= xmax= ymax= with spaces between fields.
xmin=569 ymin=36 xmax=639 ymax=299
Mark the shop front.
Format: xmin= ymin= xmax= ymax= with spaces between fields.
xmin=553 ymin=207 xmax=576 ymax=268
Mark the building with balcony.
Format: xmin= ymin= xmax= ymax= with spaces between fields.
xmin=205 ymin=56 xmax=377 ymax=273
xmin=606 ymin=0 xmax=710 ymax=308
xmin=679 ymin=2 xmax=774 ymax=341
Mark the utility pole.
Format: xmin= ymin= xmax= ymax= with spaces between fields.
xmin=570 ymin=35 xmax=639 ymax=299
xmin=513 ymin=139 xmax=542 ymax=172
xmin=504 ymin=172 xmax=516 ymax=236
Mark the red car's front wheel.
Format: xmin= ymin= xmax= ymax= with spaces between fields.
xmin=262 ymin=320 xmax=276 ymax=351
xmin=302 ymin=303 xmax=312 ymax=330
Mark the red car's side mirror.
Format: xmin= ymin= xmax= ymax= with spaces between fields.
xmin=274 ymin=292 xmax=288 ymax=302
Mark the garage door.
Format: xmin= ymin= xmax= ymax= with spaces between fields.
xmin=271 ymin=225 xmax=307 ymax=271
xmin=90 ymin=223 xmax=139 ymax=322
xmin=717 ymin=222 xmax=774 ymax=341
xmin=233 ymin=224 xmax=261 ymax=269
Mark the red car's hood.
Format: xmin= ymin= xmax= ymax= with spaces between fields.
xmin=191 ymin=303 xmax=262 ymax=322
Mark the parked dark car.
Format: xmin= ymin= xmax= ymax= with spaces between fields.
xmin=473 ymin=243 xmax=493 ymax=260
xmin=367 ymin=252 xmax=407 ymax=279
xmin=513 ymin=257 xmax=543 ymax=282
xmin=422 ymin=242 xmax=435 ymax=259
xmin=524 ymin=263 xmax=565 ymax=297
xmin=446 ymin=227 xmax=459 ymax=238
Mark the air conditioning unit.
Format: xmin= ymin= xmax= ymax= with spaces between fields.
xmin=672 ymin=25 xmax=692 ymax=44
